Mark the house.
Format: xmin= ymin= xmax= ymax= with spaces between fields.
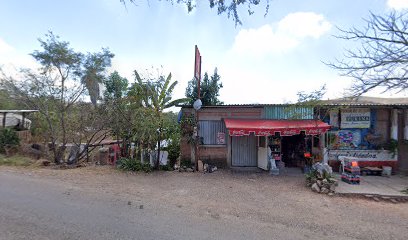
xmin=179 ymin=97 xmax=408 ymax=174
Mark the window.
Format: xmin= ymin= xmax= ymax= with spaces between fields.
xmin=198 ymin=120 xmax=226 ymax=145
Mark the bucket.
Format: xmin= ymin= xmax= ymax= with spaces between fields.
xmin=382 ymin=166 xmax=392 ymax=176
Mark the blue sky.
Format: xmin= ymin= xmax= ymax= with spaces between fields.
xmin=1 ymin=0 xmax=408 ymax=104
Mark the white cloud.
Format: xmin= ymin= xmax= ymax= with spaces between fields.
xmin=232 ymin=12 xmax=332 ymax=56
xmin=0 ymin=38 xmax=14 ymax=54
xmin=387 ymin=0 xmax=408 ymax=10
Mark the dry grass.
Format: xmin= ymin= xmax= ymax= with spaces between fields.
xmin=0 ymin=154 xmax=33 ymax=166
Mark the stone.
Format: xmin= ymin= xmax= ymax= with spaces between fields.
xmin=316 ymin=180 xmax=322 ymax=187
xmin=322 ymin=179 xmax=328 ymax=184
xmin=311 ymin=183 xmax=321 ymax=193
xmin=328 ymin=192 xmax=334 ymax=196
xmin=186 ymin=168 xmax=194 ymax=172
xmin=390 ymin=199 xmax=398 ymax=204
xmin=329 ymin=184 xmax=336 ymax=192
xmin=321 ymin=187 xmax=330 ymax=194
xmin=42 ymin=160 xmax=51 ymax=166
xmin=373 ymin=197 xmax=380 ymax=202
xmin=197 ymin=160 xmax=204 ymax=172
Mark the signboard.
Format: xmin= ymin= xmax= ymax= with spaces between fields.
xmin=341 ymin=108 xmax=370 ymax=129
xmin=228 ymin=128 xmax=326 ymax=137
xmin=216 ymin=132 xmax=225 ymax=144
xmin=329 ymin=110 xmax=339 ymax=128
xmin=194 ymin=45 xmax=201 ymax=81
xmin=328 ymin=149 xmax=397 ymax=161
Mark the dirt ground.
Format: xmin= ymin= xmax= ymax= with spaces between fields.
xmin=1 ymin=165 xmax=408 ymax=240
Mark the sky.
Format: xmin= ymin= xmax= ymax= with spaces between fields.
xmin=1 ymin=0 xmax=408 ymax=104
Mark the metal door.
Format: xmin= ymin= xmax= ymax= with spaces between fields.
xmin=232 ymin=135 xmax=257 ymax=167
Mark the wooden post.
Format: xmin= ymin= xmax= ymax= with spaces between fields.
xmin=2 ymin=112 xmax=6 ymax=128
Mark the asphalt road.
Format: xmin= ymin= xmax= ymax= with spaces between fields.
xmin=0 ymin=171 xmax=322 ymax=240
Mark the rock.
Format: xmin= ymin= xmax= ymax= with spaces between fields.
xmin=373 ymin=197 xmax=380 ymax=202
xmin=128 ymin=201 xmax=132 ymax=205
xmin=311 ymin=183 xmax=321 ymax=193
xmin=390 ymin=199 xmax=398 ymax=204
xmin=316 ymin=180 xmax=322 ymax=187
xmin=329 ymin=184 xmax=336 ymax=192
xmin=328 ymin=192 xmax=334 ymax=196
xmin=42 ymin=160 xmax=51 ymax=166
xmin=381 ymin=196 xmax=391 ymax=200
xmin=197 ymin=160 xmax=204 ymax=172
xmin=186 ymin=168 xmax=194 ymax=172
xmin=322 ymin=179 xmax=328 ymax=184
xmin=365 ymin=195 xmax=373 ymax=198
xmin=321 ymin=187 xmax=330 ymax=194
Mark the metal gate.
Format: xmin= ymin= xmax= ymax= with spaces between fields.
xmin=231 ymin=135 xmax=257 ymax=167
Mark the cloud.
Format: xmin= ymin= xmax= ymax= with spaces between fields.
xmin=387 ymin=0 xmax=408 ymax=10
xmin=0 ymin=38 xmax=14 ymax=54
xmin=232 ymin=12 xmax=331 ymax=56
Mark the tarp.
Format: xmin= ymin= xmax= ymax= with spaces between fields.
xmin=224 ymin=119 xmax=330 ymax=136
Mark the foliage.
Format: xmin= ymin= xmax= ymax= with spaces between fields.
xmin=117 ymin=157 xmax=152 ymax=172
xmin=122 ymin=0 xmax=271 ymax=26
xmin=328 ymin=11 xmax=408 ymax=96
xmin=0 ymin=32 xmax=113 ymax=163
xmin=129 ymin=70 xmax=188 ymax=168
xmin=185 ymin=68 xmax=223 ymax=106
xmin=0 ymin=89 xmax=21 ymax=109
xmin=82 ymin=49 xmax=114 ymax=105
xmin=0 ymin=128 xmax=20 ymax=153
xmin=103 ymin=71 xmax=128 ymax=101
xmin=0 ymin=154 xmax=32 ymax=166
xmin=384 ymin=139 xmax=398 ymax=157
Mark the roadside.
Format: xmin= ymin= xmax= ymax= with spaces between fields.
xmin=1 ymin=165 xmax=407 ymax=240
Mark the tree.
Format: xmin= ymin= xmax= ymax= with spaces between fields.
xmin=0 ymin=32 xmax=113 ymax=163
xmin=131 ymin=70 xmax=189 ymax=168
xmin=185 ymin=67 xmax=223 ymax=105
xmin=121 ymin=0 xmax=270 ymax=26
xmin=327 ymin=11 xmax=408 ymax=96
xmin=82 ymin=49 xmax=115 ymax=105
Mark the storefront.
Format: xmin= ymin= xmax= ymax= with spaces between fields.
xmin=179 ymin=105 xmax=331 ymax=169
xmin=323 ymin=106 xmax=400 ymax=171
xmin=224 ymin=119 xmax=330 ymax=169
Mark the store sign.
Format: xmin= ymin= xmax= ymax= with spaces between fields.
xmin=328 ymin=150 xmax=397 ymax=161
xmin=216 ymin=132 xmax=225 ymax=144
xmin=341 ymin=108 xmax=370 ymax=129
xmin=229 ymin=128 xmax=326 ymax=137
xmin=330 ymin=110 xmax=339 ymax=128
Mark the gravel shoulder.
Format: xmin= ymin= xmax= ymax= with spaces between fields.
xmin=1 ymin=165 xmax=407 ymax=240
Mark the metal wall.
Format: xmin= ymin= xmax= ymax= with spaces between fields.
xmin=264 ymin=106 xmax=314 ymax=120
xmin=199 ymin=120 xmax=226 ymax=145
xmin=231 ymin=135 xmax=257 ymax=167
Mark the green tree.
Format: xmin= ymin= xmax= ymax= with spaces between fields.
xmin=121 ymin=0 xmax=271 ymax=26
xmin=103 ymin=71 xmax=129 ymax=101
xmin=327 ymin=11 xmax=408 ymax=96
xmin=185 ymin=68 xmax=223 ymax=105
xmin=1 ymin=32 xmax=113 ymax=163
xmin=131 ymin=70 xmax=188 ymax=168
xmin=82 ymin=49 xmax=115 ymax=105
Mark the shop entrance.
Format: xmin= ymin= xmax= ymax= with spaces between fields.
xmin=281 ymin=133 xmax=306 ymax=167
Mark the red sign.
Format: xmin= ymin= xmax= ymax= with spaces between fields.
xmin=194 ymin=45 xmax=201 ymax=81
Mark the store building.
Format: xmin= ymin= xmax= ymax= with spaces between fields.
xmin=179 ymin=97 xmax=408 ymax=174
xmin=179 ymin=104 xmax=330 ymax=169
xmin=321 ymin=97 xmax=408 ymax=174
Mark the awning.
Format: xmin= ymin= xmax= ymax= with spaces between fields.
xmin=224 ymin=119 xmax=331 ymax=137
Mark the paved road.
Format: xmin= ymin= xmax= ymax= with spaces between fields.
xmin=0 ymin=171 xmax=322 ymax=240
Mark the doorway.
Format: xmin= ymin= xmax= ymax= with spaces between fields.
xmin=281 ymin=133 xmax=307 ymax=167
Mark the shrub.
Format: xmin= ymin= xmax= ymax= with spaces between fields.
xmin=117 ymin=157 xmax=152 ymax=173
xmin=0 ymin=128 xmax=20 ymax=153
